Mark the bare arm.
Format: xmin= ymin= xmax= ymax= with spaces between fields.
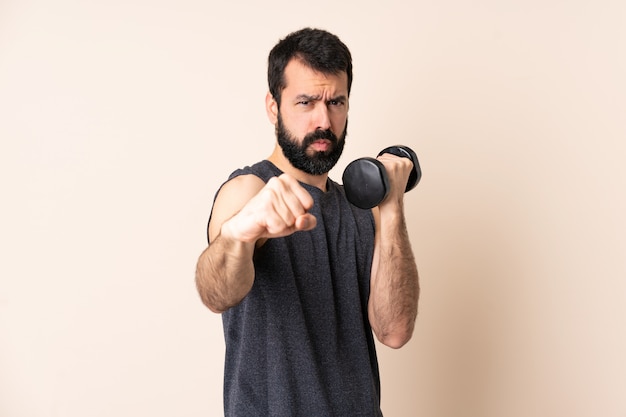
xmin=195 ymin=174 xmax=316 ymax=313
xmin=195 ymin=224 xmax=257 ymax=314
xmin=368 ymin=154 xmax=420 ymax=349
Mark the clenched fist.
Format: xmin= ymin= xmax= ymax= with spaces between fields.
xmin=221 ymin=174 xmax=317 ymax=244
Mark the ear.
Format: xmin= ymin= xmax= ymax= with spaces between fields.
xmin=265 ymin=91 xmax=278 ymax=124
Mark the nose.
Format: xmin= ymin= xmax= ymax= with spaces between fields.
xmin=314 ymin=103 xmax=331 ymax=131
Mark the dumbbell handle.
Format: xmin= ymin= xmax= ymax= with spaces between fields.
xmin=377 ymin=146 xmax=421 ymax=192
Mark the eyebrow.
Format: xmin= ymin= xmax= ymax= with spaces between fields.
xmin=295 ymin=94 xmax=347 ymax=102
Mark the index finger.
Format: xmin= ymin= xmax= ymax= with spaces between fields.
xmin=277 ymin=174 xmax=314 ymax=212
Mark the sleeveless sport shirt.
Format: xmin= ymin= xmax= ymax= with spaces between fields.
xmin=211 ymin=160 xmax=382 ymax=417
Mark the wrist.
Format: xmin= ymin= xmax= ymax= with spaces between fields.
xmin=220 ymin=216 xmax=260 ymax=248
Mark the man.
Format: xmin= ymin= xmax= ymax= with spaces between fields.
xmin=195 ymin=27 xmax=419 ymax=416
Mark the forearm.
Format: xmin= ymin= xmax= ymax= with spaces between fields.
xmin=369 ymin=208 xmax=420 ymax=348
xmin=195 ymin=225 xmax=256 ymax=313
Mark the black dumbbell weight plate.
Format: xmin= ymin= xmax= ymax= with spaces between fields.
xmin=342 ymin=157 xmax=389 ymax=210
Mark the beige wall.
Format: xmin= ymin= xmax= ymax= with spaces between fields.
xmin=1 ymin=0 xmax=625 ymax=416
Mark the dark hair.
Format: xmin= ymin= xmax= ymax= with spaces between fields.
xmin=268 ymin=28 xmax=353 ymax=108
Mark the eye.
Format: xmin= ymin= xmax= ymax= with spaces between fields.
xmin=328 ymin=99 xmax=345 ymax=107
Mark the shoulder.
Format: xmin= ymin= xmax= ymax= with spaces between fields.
xmin=228 ymin=160 xmax=282 ymax=183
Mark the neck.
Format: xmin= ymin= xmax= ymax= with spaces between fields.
xmin=267 ymin=145 xmax=329 ymax=192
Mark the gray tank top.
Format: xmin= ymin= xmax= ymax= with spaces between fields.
xmin=214 ymin=160 xmax=382 ymax=416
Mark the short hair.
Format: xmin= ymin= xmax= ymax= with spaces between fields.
xmin=268 ymin=28 xmax=353 ymax=108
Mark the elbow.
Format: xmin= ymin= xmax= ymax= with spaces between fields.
xmin=372 ymin=313 xmax=417 ymax=349
xmin=373 ymin=304 xmax=419 ymax=349
xmin=196 ymin=281 xmax=233 ymax=314
xmin=376 ymin=327 xmax=414 ymax=349
xmin=195 ymin=272 xmax=226 ymax=314
xmin=203 ymin=297 xmax=227 ymax=314
xmin=197 ymin=289 xmax=236 ymax=314
xmin=370 ymin=302 xmax=418 ymax=349
xmin=197 ymin=288 xmax=224 ymax=314
xmin=195 ymin=272 xmax=247 ymax=314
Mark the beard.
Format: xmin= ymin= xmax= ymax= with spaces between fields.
xmin=276 ymin=113 xmax=347 ymax=175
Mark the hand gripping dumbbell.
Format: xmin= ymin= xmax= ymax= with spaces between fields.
xmin=342 ymin=145 xmax=421 ymax=209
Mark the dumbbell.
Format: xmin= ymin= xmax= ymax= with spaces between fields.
xmin=342 ymin=145 xmax=421 ymax=209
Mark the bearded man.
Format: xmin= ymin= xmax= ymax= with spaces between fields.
xmin=195 ymin=27 xmax=420 ymax=417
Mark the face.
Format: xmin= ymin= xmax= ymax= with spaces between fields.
xmin=267 ymin=59 xmax=349 ymax=175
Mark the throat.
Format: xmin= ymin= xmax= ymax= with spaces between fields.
xmin=267 ymin=145 xmax=330 ymax=191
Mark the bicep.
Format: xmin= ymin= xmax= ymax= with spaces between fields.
xmin=208 ymin=175 xmax=265 ymax=243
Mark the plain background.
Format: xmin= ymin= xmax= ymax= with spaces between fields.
xmin=1 ymin=0 xmax=625 ymax=416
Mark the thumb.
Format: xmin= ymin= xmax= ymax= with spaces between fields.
xmin=295 ymin=213 xmax=317 ymax=231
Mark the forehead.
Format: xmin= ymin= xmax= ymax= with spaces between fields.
xmin=282 ymin=59 xmax=348 ymax=96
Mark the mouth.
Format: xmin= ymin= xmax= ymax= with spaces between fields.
xmin=309 ymin=139 xmax=332 ymax=152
